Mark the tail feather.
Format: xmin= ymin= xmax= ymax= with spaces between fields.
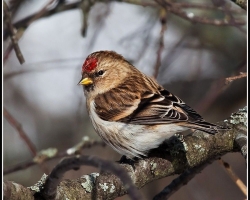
xmin=182 ymin=121 xmax=228 ymax=135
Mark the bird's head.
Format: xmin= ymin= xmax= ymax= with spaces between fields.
xmin=78 ymin=51 xmax=135 ymax=98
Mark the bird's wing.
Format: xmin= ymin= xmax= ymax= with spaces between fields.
xmin=94 ymin=85 xmax=219 ymax=134
xmin=118 ymin=89 xmax=204 ymax=124
xmin=118 ymin=89 xmax=220 ymax=134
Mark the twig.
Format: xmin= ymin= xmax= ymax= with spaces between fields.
xmin=4 ymin=160 xmax=37 ymax=175
xmin=195 ymin=60 xmax=246 ymax=113
xmin=175 ymin=2 xmax=244 ymax=13
xmin=4 ymin=138 xmax=106 ymax=175
xmin=155 ymin=0 xmax=246 ymax=26
xmin=211 ymin=0 xmax=246 ymax=34
xmin=225 ymin=72 xmax=247 ymax=84
xmin=3 ymin=1 xmax=25 ymax=64
xmin=8 ymin=0 xmax=25 ymax=16
xmin=4 ymin=1 xmax=81 ymax=39
xmin=153 ymin=9 xmax=167 ymax=78
xmin=3 ymin=29 xmax=25 ymax=63
xmin=122 ymin=0 xmax=158 ymax=7
xmin=123 ymin=0 xmax=245 ymax=12
xmin=4 ymin=0 xmax=57 ymax=64
xmin=80 ymin=0 xmax=95 ymax=36
xmin=218 ymin=158 xmax=247 ymax=196
xmin=26 ymin=0 xmax=56 ymax=26
xmin=152 ymin=163 xmax=210 ymax=200
xmin=3 ymin=108 xmax=37 ymax=156
xmin=39 ymin=155 xmax=143 ymax=200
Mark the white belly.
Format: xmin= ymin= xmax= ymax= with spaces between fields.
xmin=89 ymin=101 xmax=187 ymax=159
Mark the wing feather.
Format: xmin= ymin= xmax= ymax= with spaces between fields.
xmin=93 ymin=77 xmax=220 ymax=134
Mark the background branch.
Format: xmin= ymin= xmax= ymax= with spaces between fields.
xmin=155 ymin=0 xmax=246 ymax=26
xmin=3 ymin=107 xmax=37 ymax=156
xmin=230 ymin=0 xmax=247 ymax=10
xmin=3 ymin=0 xmax=246 ymax=41
xmin=4 ymin=137 xmax=106 ymax=175
xmin=3 ymin=1 xmax=25 ymax=64
xmin=153 ymin=9 xmax=167 ymax=78
xmin=218 ymin=158 xmax=247 ymax=196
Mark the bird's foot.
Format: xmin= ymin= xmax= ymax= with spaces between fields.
xmin=174 ymin=133 xmax=184 ymax=142
xmin=118 ymin=155 xmax=138 ymax=170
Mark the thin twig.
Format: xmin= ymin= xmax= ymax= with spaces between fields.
xmin=40 ymin=155 xmax=143 ymax=200
xmin=4 ymin=1 xmax=81 ymax=38
xmin=8 ymin=0 xmax=25 ymax=15
xmin=153 ymin=163 xmax=211 ymax=200
xmin=3 ymin=1 xmax=25 ymax=64
xmin=3 ymin=108 xmax=37 ymax=156
xmin=4 ymin=0 xmax=56 ymax=64
xmin=153 ymin=9 xmax=167 ymax=78
xmin=155 ymin=0 xmax=246 ymax=26
xmin=225 ymin=72 xmax=247 ymax=84
xmin=80 ymin=0 xmax=96 ymax=36
xmin=3 ymin=29 xmax=25 ymax=63
xmin=3 ymin=138 xmax=106 ymax=175
xmin=195 ymin=61 xmax=246 ymax=113
xmin=3 ymin=140 xmax=106 ymax=175
xmin=218 ymin=158 xmax=247 ymax=196
xmin=26 ymin=0 xmax=56 ymax=26
xmin=210 ymin=0 xmax=246 ymax=34
xmin=175 ymin=2 xmax=244 ymax=13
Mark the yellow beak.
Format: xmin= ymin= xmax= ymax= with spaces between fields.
xmin=78 ymin=77 xmax=93 ymax=86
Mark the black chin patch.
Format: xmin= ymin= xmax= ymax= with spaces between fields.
xmin=85 ymin=84 xmax=94 ymax=92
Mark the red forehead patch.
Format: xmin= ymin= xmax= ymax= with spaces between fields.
xmin=82 ymin=57 xmax=98 ymax=72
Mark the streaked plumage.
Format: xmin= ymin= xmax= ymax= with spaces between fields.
xmin=79 ymin=51 xmax=223 ymax=159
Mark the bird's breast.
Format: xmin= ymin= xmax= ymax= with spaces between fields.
xmin=88 ymin=101 xmax=187 ymax=158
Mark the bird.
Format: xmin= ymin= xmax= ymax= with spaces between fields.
xmin=78 ymin=50 xmax=224 ymax=159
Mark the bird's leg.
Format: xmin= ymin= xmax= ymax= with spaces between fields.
xmin=118 ymin=155 xmax=138 ymax=170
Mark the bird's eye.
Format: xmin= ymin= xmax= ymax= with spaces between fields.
xmin=97 ymin=70 xmax=104 ymax=76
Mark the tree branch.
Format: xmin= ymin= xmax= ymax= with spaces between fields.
xmin=38 ymin=155 xmax=143 ymax=200
xmin=231 ymin=0 xmax=247 ymax=10
xmin=3 ymin=107 xmax=37 ymax=156
xmin=155 ymin=0 xmax=246 ymax=26
xmin=3 ymin=1 xmax=25 ymax=64
xmin=218 ymin=158 xmax=247 ymax=196
xmin=153 ymin=9 xmax=167 ymax=79
xmin=225 ymin=72 xmax=247 ymax=84
xmin=3 ymin=0 xmax=246 ymax=41
xmin=3 ymin=107 xmax=247 ymax=199
xmin=152 ymin=163 xmax=209 ymax=200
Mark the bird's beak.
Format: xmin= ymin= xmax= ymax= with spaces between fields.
xmin=78 ymin=77 xmax=93 ymax=86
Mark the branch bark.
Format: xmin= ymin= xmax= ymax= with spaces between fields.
xmin=3 ymin=107 xmax=247 ymax=200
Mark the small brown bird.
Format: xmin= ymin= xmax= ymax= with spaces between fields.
xmin=78 ymin=51 xmax=222 ymax=159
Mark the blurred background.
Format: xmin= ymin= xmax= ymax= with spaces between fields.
xmin=3 ymin=0 xmax=247 ymax=199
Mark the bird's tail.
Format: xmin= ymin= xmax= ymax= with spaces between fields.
xmin=181 ymin=121 xmax=229 ymax=135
